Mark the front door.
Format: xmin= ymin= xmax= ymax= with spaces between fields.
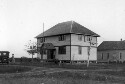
xmin=47 ymin=50 xmax=55 ymax=59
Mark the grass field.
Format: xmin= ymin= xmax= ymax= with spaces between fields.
xmin=0 ymin=63 xmax=125 ymax=84
xmin=0 ymin=65 xmax=31 ymax=74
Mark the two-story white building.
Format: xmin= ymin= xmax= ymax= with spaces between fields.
xmin=35 ymin=21 xmax=100 ymax=62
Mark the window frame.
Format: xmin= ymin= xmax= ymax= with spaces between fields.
xmin=107 ymin=53 xmax=109 ymax=59
xmin=120 ymin=53 xmax=122 ymax=59
xmin=58 ymin=46 xmax=66 ymax=54
xmin=43 ymin=50 xmax=47 ymax=54
xmin=40 ymin=37 xmax=46 ymax=43
xmin=78 ymin=46 xmax=82 ymax=54
xmin=87 ymin=36 xmax=92 ymax=41
xmin=58 ymin=35 xmax=66 ymax=41
xmin=3 ymin=53 xmax=7 ymax=56
xmin=102 ymin=53 xmax=103 ymax=59
xmin=78 ymin=35 xmax=82 ymax=41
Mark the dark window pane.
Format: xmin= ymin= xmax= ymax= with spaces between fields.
xmin=78 ymin=35 xmax=82 ymax=41
xmin=58 ymin=46 xmax=66 ymax=54
xmin=58 ymin=35 xmax=66 ymax=41
xmin=120 ymin=53 xmax=122 ymax=59
xmin=107 ymin=53 xmax=109 ymax=59
xmin=102 ymin=53 xmax=103 ymax=59
xmin=78 ymin=46 xmax=82 ymax=54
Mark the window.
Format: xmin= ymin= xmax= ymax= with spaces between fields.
xmin=78 ymin=35 xmax=82 ymax=41
xmin=87 ymin=36 xmax=92 ymax=41
xmin=107 ymin=53 xmax=109 ymax=59
xmin=84 ymin=36 xmax=86 ymax=42
xmin=102 ymin=53 xmax=103 ymax=59
xmin=120 ymin=53 xmax=122 ymax=59
xmin=43 ymin=50 xmax=47 ymax=54
xmin=59 ymin=35 xmax=66 ymax=41
xmin=3 ymin=53 xmax=6 ymax=55
xmin=58 ymin=46 xmax=66 ymax=54
xmin=78 ymin=46 xmax=82 ymax=54
xmin=40 ymin=38 xmax=46 ymax=43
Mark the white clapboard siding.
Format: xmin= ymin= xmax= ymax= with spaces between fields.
xmin=55 ymin=46 xmax=70 ymax=60
xmin=71 ymin=46 xmax=97 ymax=61
xmin=98 ymin=50 xmax=125 ymax=62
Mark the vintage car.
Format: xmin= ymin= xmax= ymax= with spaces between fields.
xmin=0 ymin=51 xmax=9 ymax=64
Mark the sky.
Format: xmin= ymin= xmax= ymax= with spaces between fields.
xmin=0 ymin=0 xmax=125 ymax=58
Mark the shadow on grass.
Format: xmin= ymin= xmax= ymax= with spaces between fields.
xmin=0 ymin=65 xmax=32 ymax=74
xmin=14 ymin=62 xmax=107 ymax=70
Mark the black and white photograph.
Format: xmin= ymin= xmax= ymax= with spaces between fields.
xmin=0 ymin=0 xmax=125 ymax=84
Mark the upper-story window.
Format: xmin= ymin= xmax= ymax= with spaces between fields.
xmin=107 ymin=53 xmax=109 ymax=59
xmin=78 ymin=46 xmax=82 ymax=54
xmin=102 ymin=53 xmax=103 ymax=59
xmin=58 ymin=35 xmax=66 ymax=41
xmin=87 ymin=36 xmax=92 ymax=41
xmin=43 ymin=50 xmax=47 ymax=54
xmin=78 ymin=35 xmax=82 ymax=41
xmin=120 ymin=53 xmax=122 ymax=59
xmin=40 ymin=37 xmax=46 ymax=43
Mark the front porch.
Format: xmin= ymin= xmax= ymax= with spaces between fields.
xmin=40 ymin=43 xmax=56 ymax=60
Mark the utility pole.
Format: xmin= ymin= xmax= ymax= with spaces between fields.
xmin=43 ymin=23 xmax=44 ymax=39
xmin=41 ymin=23 xmax=44 ymax=60
xmin=87 ymin=36 xmax=92 ymax=67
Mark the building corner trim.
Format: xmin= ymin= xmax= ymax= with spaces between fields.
xmin=70 ymin=34 xmax=71 ymax=61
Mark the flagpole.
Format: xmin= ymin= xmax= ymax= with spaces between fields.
xmin=43 ymin=23 xmax=44 ymax=40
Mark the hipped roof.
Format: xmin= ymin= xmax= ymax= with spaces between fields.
xmin=35 ymin=21 xmax=100 ymax=38
xmin=98 ymin=41 xmax=125 ymax=51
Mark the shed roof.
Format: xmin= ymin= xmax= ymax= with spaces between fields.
xmin=0 ymin=51 xmax=10 ymax=53
xmin=35 ymin=21 xmax=100 ymax=38
xmin=98 ymin=41 xmax=125 ymax=51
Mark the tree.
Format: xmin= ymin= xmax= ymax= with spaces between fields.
xmin=25 ymin=40 xmax=37 ymax=62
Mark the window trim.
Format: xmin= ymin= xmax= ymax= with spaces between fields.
xmin=58 ymin=35 xmax=66 ymax=41
xmin=58 ymin=46 xmax=66 ymax=54
xmin=107 ymin=53 xmax=109 ymax=59
xmin=84 ymin=36 xmax=86 ymax=42
xmin=40 ymin=37 xmax=46 ymax=43
xmin=87 ymin=36 xmax=92 ymax=41
xmin=3 ymin=53 xmax=7 ymax=55
xmin=78 ymin=46 xmax=82 ymax=54
xmin=43 ymin=50 xmax=47 ymax=55
xmin=78 ymin=35 xmax=82 ymax=41
xmin=102 ymin=53 xmax=103 ymax=59
xmin=120 ymin=53 xmax=122 ymax=59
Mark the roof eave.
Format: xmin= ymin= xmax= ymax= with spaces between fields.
xmin=35 ymin=33 xmax=72 ymax=38
xmin=98 ymin=49 xmax=125 ymax=51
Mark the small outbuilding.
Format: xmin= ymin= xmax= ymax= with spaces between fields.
xmin=97 ymin=41 xmax=125 ymax=63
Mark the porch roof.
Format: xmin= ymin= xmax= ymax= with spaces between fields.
xmin=41 ymin=43 xmax=55 ymax=50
